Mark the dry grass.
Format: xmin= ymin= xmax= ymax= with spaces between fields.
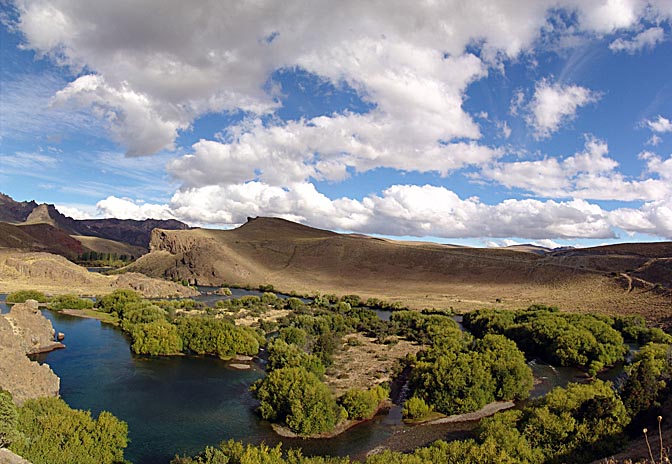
xmin=325 ymin=333 xmax=421 ymax=396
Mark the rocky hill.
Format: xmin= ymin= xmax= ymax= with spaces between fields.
xmin=0 ymin=300 xmax=60 ymax=405
xmin=127 ymin=217 xmax=672 ymax=325
xmin=0 ymin=193 xmax=37 ymax=223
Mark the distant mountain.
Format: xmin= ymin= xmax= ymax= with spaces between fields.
xmin=0 ymin=193 xmax=38 ymax=223
xmin=0 ymin=193 xmax=190 ymax=257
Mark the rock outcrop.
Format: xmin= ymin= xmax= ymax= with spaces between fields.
xmin=0 ymin=301 xmax=60 ymax=405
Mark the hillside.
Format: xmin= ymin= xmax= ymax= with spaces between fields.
xmin=0 ymin=193 xmax=190 ymax=258
xmin=128 ymin=217 xmax=672 ymax=325
xmin=0 ymin=250 xmax=199 ymax=298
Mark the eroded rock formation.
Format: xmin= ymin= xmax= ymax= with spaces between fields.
xmin=0 ymin=301 xmax=60 ymax=405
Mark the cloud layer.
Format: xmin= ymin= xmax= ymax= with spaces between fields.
xmin=8 ymin=0 xmax=672 ymax=240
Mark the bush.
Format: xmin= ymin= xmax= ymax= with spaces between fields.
xmin=130 ymin=320 xmax=183 ymax=355
xmin=252 ymin=367 xmax=341 ymax=435
xmin=9 ymin=397 xmax=127 ymax=464
xmin=95 ymin=289 xmax=142 ymax=315
xmin=6 ymin=290 xmax=47 ymax=303
xmin=48 ymin=294 xmax=94 ymax=311
xmin=0 ymin=389 xmax=20 ymax=447
xmin=402 ymin=396 xmax=433 ymax=420
xmin=339 ymin=385 xmax=388 ymax=420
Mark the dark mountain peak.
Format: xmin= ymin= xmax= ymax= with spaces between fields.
xmin=0 ymin=192 xmax=39 ymax=223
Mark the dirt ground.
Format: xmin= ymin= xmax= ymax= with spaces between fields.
xmin=325 ymin=332 xmax=422 ymax=395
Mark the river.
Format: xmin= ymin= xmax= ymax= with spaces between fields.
xmin=0 ymin=292 xmax=626 ymax=463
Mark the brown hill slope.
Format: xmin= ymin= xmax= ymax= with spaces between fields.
xmin=0 ymin=222 xmax=85 ymax=258
xmin=0 ymin=251 xmax=198 ymax=298
xmin=128 ymin=217 xmax=672 ymax=324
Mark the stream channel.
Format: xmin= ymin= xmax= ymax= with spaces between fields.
xmin=0 ymin=292 xmax=625 ymax=464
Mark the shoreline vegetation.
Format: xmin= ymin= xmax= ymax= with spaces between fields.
xmin=2 ymin=287 xmax=671 ymax=464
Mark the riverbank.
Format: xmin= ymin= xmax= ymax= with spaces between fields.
xmin=59 ymin=308 xmax=119 ymax=325
xmin=420 ymin=401 xmax=515 ymax=425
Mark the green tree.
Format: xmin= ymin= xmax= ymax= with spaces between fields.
xmin=339 ymin=385 xmax=388 ymax=420
xmin=474 ymin=334 xmax=533 ymax=400
xmin=402 ymin=396 xmax=433 ymax=420
xmin=10 ymin=397 xmax=127 ymax=464
xmin=0 ymin=389 xmax=20 ymax=448
xmin=130 ymin=320 xmax=183 ymax=355
xmin=252 ymin=367 xmax=341 ymax=435
xmin=6 ymin=290 xmax=48 ymax=303
xmin=95 ymin=289 xmax=142 ymax=315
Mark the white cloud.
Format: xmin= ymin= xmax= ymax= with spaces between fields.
xmin=525 ymin=79 xmax=601 ymax=138
xmin=609 ymin=200 xmax=672 ymax=237
xmin=96 ymin=180 xmax=672 ymax=239
xmin=479 ymin=137 xmax=672 ymax=201
xmin=166 ymin=183 xmax=617 ymax=239
xmin=532 ymin=239 xmax=562 ymax=249
xmin=55 ymin=204 xmax=100 ymax=220
xmin=641 ymin=151 xmax=672 ymax=179
xmin=168 ymin=116 xmax=502 ymax=188
xmin=51 ymin=75 xmax=189 ymax=156
xmin=12 ymin=0 xmax=670 ymax=157
xmin=96 ymin=196 xmax=175 ymax=220
xmin=609 ymin=26 xmax=665 ymax=53
xmin=0 ymin=151 xmax=58 ymax=171
xmin=645 ymin=115 xmax=672 ymax=133
xmin=647 ymin=134 xmax=662 ymax=146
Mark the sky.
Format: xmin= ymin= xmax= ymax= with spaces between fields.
xmin=1 ymin=0 xmax=672 ymax=248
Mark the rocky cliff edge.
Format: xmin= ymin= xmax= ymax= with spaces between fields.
xmin=0 ymin=301 xmax=60 ymax=405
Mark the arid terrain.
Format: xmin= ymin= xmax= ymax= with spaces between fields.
xmin=0 ymin=251 xmax=198 ymax=298
xmin=124 ymin=217 xmax=672 ymax=326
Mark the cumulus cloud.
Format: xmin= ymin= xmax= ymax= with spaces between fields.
xmin=609 ymin=26 xmax=665 ymax=53
xmin=479 ymin=137 xmax=672 ymax=201
xmin=55 ymin=204 xmax=100 ymax=220
xmin=525 ymin=79 xmax=601 ymax=139
xmin=98 ymin=181 xmax=672 ymax=239
xmin=96 ymin=196 xmax=175 ymax=220
xmin=645 ymin=115 xmax=672 ymax=133
xmin=8 ymin=0 xmax=672 ymax=241
xmin=168 ymin=115 xmax=502 ymax=188
xmin=51 ymin=75 xmax=189 ymax=156
xmin=161 ymin=183 xmax=618 ymax=239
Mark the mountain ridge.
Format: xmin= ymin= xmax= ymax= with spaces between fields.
xmin=0 ymin=193 xmax=190 ymax=256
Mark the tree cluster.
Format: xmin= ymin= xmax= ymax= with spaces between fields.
xmin=1 ymin=391 xmax=127 ymax=464
xmin=463 ymin=306 xmax=628 ymax=374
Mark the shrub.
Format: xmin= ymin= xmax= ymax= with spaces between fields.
xmin=252 ymin=366 xmax=341 ymax=435
xmin=402 ymin=396 xmax=433 ymax=420
xmin=10 ymin=397 xmax=127 ymax=464
xmin=48 ymin=294 xmax=94 ymax=311
xmin=6 ymin=290 xmax=47 ymax=303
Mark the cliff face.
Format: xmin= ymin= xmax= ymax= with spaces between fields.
xmin=0 ymin=301 xmax=60 ymax=405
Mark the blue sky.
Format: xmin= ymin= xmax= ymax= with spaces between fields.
xmin=1 ymin=1 xmax=672 ymax=248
